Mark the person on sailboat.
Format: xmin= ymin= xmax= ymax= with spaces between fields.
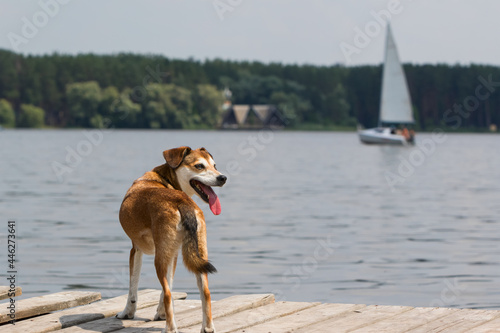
xmin=409 ymin=129 xmax=415 ymax=143
xmin=402 ymin=127 xmax=410 ymax=141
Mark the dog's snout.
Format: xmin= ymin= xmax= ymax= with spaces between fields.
xmin=217 ymin=174 xmax=227 ymax=184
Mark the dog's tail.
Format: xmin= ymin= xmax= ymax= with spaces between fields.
xmin=179 ymin=204 xmax=217 ymax=275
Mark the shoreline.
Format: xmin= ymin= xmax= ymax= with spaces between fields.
xmin=1 ymin=126 xmax=498 ymax=134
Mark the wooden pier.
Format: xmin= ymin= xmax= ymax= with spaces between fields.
xmin=1 ymin=287 xmax=500 ymax=332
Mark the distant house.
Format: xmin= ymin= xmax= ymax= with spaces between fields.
xmin=220 ymin=104 xmax=286 ymax=129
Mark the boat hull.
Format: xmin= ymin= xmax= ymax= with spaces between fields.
xmin=358 ymin=127 xmax=410 ymax=145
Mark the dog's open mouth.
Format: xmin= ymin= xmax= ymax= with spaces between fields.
xmin=190 ymin=179 xmax=221 ymax=215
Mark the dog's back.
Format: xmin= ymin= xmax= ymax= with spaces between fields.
xmin=119 ymin=170 xmax=215 ymax=274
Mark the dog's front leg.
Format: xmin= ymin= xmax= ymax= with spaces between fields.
xmin=116 ymin=246 xmax=143 ymax=319
xmin=196 ymin=273 xmax=215 ymax=333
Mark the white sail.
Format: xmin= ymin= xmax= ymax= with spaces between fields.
xmin=379 ymin=25 xmax=414 ymax=124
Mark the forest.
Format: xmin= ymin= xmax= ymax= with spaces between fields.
xmin=0 ymin=48 xmax=499 ymax=131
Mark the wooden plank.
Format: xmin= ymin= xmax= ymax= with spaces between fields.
xmin=349 ymin=306 xmax=459 ymax=333
xmin=112 ymin=293 xmax=275 ymax=333
xmin=406 ymin=308 xmax=500 ymax=333
xmin=1 ymin=289 xmax=184 ymax=333
xmin=212 ymin=303 xmax=363 ymax=333
xmin=470 ymin=316 xmax=500 ymax=332
xmin=294 ymin=304 xmax=414 ymax=332
xmin=0 ymin=286 xmax=22 ymax=300
xmin=182 ymin=301 xmax=320 ymax=333
xmin=176 ymin=294 xmax=275 ymax=329
xmin=59 ymin=299 xmax=201 ymax=333
xmin=0 ymin=291 xmax=101 ymax=324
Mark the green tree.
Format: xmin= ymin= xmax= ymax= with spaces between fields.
xmin=142 ymin=84 xmax=192 ymax=129
xmin=17 ymin=104 xmax=45 ymax=128
xmin=270 ymin=91 xmax=312 ymax=126
xmin=192 ymin=84 xmax=224 ymax=127
xmin=99 ymin=86 xmax=120 ymax=117
xmin=66 ymin=81 xmax=102 ymax=127
xmin=0 ymin=50 xmax=20 ymax=102
xmin=0 ymin=99 xmax=16 ymax=127
xmin=107 ymin=88 xmax=142 ymax=128
xmin=324 ymin=83 xmax=352 ymax=126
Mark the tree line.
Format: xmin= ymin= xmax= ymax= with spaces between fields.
xmin=0 ymin=48 xmax=498 ymax=131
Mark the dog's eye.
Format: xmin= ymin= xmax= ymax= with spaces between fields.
xmin=195 ymin=164 xmax=205 ymax=170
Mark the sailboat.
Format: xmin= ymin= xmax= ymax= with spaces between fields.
xmin=358 ymin=24 xmax=415 ymax=145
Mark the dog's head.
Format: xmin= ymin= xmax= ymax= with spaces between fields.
xmin=163 ymin=146 xmax=227 ymax=215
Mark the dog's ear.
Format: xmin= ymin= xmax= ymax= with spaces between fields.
xmin=163 ymin=146 xmax=191 ymax=169
xmin=199 ymin=147 xmax=214 ymax=159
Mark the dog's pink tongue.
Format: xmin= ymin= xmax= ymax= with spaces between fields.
xmin=199 ymin=184 xmax=221 ymax=215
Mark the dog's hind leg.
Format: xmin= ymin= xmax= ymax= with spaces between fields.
xmin=154 ymin=254 xmax=178 ymax=321
xmin=181 ymin=207 xmax=216 ymax=332
xmin=196 ymin=273 xmax=215 ymax=333
xmin=116 ymin=246 xmax=143 ymax=319
xmin=195 ymin=215 xmax=215 ymax=333
xmin=155 ymin=254 xmax=178 ymax=333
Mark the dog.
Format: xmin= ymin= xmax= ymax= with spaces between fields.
xmin=116 ymin=146 xmax=226 ymax=333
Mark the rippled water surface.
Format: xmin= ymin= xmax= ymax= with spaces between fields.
xmin=1 ymin=129 xmax=499 ymax=309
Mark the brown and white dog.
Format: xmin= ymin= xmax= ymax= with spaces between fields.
xmin=116 ymin=146 xmax=226 ymax=333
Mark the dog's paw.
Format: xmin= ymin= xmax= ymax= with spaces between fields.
xmin=201 ymin=328 xmax=215 ymax=333
xmin=154 ymin=312 xmax=166 ymax=321
xmin=116 ymin=310 xmax=134 ymax=319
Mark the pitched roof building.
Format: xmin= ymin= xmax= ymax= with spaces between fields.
xmin=220 ymin=104 xmax=286 ymax=129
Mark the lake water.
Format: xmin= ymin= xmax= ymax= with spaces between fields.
xmin=1 ymin=129 xmax=499 ymax=310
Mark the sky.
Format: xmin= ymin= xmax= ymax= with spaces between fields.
xmin=0 ymin=0 xmax=499 ymax=67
